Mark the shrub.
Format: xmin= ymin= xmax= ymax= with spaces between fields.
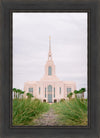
xmin=26 ymin=93 xmax=33 ymax=99
xmin=53 ymin=98 xmax=87 ymax=126
xmin=13 ymin=98 xmax=49 ymax=125
xmin=67 ymin=92 xmax=73 ymax=99
xmin=60 ymin=98 xmax=65 ymax=102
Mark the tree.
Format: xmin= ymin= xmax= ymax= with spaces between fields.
xmin=27 ymin=93 xmax=33 ymax=99
xmin=17 ymin=89 xmax=22 ymax=99
xmin=67 ymin=92 xmax=73 ymax=100
xmin=20 ymin=91 xmax=25 ymax=99
xmin=78 ymin=88 xmax=86 ymax=99
xmin=13 ymin=88 xmax=17 ymax=99
xmin=79 ymin=88 xmax=86 ymax=93
xmin=74 ymin=90 xmax=79 ymax=98
xmin=13 ymin=88 xmax=25 ymax=99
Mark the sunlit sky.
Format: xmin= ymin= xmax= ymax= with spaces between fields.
xmin=13 ymin=12 xmax=87 ymax=98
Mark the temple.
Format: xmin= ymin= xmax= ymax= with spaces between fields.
xmin=24 ymin=37 xmax=76 ymax=103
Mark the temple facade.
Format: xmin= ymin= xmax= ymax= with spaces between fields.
xmin=24 ymin=37 xmax=76 ymax=103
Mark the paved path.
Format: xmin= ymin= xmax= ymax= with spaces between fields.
xmin=33 ymin=107 xmax=60 ymax=126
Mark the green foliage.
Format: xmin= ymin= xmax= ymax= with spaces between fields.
xmin=27 ymin=93 xmax=33 ymax=99
xmin=13 ymin=98 xmax=50 ymax=125
xmin=74 ymin=90 xmax=79 ymax=94
xmin=13 ymin=88 xmax=17 ymax=98
xmin=21 ymin=91 xmax=25 ymax=94
xmin=74 ymin=90 xmax=79 ymax=98
xmin=52 ymin=98 xmax=87 ymax=126
xmin=67 ymin=92 xmax=73 ymax=99
xmin=74 ymin=88 xmax=86 ymax=94
xmin=79 ymin=88 xmax=86 ymax=94
xmin=13 ymin=88 xmax=17 ymax=92
xmin=13 ymin=88 xmax=25 ymax=99
xmin=60 ymin=98 xmax=65 ymax=103
xmin=74 ymin=88 xmax=86 ymax=98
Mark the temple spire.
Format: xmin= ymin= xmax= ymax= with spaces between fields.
xmin=49 ymin=36 xmax=51 ymax=51
xmin=48 ymin=36 xmax=52 ymax=60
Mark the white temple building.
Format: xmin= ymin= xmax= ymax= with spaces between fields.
xmin=24 ymin=37 xmax=76 ymax=103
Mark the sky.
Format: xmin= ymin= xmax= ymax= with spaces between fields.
xmin=13 ymin=12 xmax=87 ymax=98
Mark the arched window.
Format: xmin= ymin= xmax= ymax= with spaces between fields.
xmin=48 ymin=66 xmax=52 ymax=75
xmin=48 ymin=85 xmax=52 ymax=92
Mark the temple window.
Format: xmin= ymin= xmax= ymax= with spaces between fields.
xmin=39 ymin=87 xmax=41 ymax=94
xmin=48 ymin=85 xmax=52 ymax=92
xmin=59 ymin=87 xmax=61 ymax=94
xmin=45 ymin=88 xmax=46 ymax=97
xmin=29 ymin=88 xmax=33 ymax=92
xmin=28 ymin=88 xmax=33 ymax=94
xmin=67 ymin=88 xmax=71 ymax=95
xmin=48 ymin=66 xmax=52 ymax=75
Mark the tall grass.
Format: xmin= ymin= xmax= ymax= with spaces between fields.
xmin=13 ymin=98 xmax=49 ymax=125
xmin=52 ymin=98 xmax=87 ymax=126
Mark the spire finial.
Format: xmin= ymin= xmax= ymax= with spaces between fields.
xmin=48 ymin=36 xmax=52 ymax=60
xmin=49 ymin=36 xmax=51 ymax=51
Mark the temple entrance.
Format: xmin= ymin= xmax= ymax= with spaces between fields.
xmin=48 ymin=85 xmax=52 ymax=103
xmin=43 ymin=99 xmax=46 ymax=102
xmin=54 ymin=99 xmax=57 ymax=103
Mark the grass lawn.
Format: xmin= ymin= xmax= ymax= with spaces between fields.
xmin=13 ymin=98 xmax=50 ymax=126
xmin=13 ymin=98 xmax=87 ymax=126
xmin=52 ymin=98 xmax=88 ymax=126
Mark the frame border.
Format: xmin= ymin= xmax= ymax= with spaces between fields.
xmin=0 ymin=0 xmax=100 ymax=138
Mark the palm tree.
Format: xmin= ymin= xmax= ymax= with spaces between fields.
xmin=79 ymin=88 xmax=86 ymax=99
xmin=79 ymin=88 xmax=86 ymax=93
xmin=17 ymin=89 xmax=22 ymax=99
xmin=20 ymin=91 xmax=25 ymax=99
xmin=13 ymin=88 xmax=25 ymax=99
xmin=67 ymin=92 xmax=73 ymax=100
xmin=27 ymin=93 xmax=33 ymax=99
xmin=74 ymin=90 xmax=79 ymax=98
xmin=13 ymin=88 xmax=17 ymax=99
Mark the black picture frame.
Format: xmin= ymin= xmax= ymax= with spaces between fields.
xmin=0 ymin=0 xmax=100 ymax=138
